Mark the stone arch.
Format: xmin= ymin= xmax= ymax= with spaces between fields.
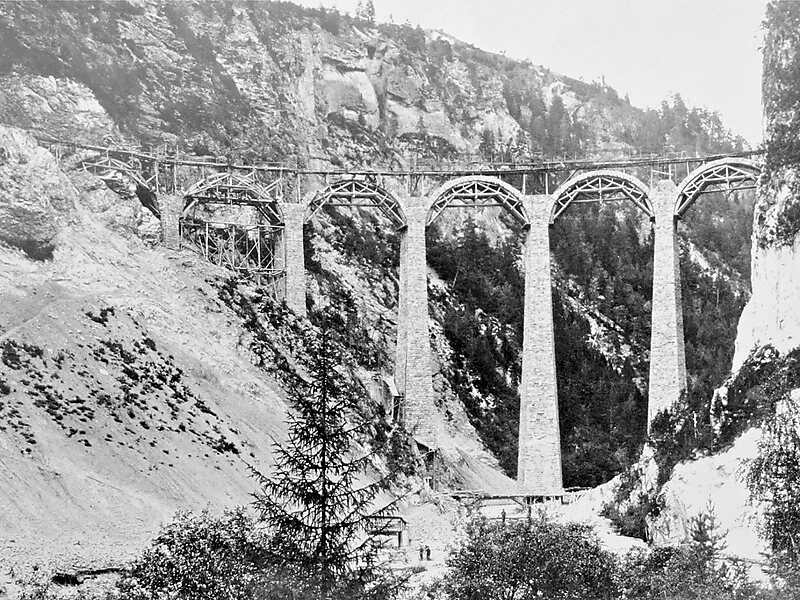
xmin=305 ymin=176 xmax=406 ymax=228
xmin=427 ymin=175 xmax=529 ymax=227
xmin=550 ymin=170 xmax=653 ymax=223
xmin=182 ymin=172 xmax=283 ymax=225
xmin=674 ymin=158 xmax=760 ymax=217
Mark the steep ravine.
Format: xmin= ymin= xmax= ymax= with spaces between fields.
xmin=0 ymin=0 xmax=771 ymax=579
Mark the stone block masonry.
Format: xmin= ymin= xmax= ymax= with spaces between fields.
xmin=282 ymin=203 xmax=307 ymax=318
xmin=159 ymin=193 xmax=183 ymax=250
xmin=648 ymin=179 xmax=687 ymax=427
xmin=517 ymin=196 xmax=563 ymax=497
xmin=395 ymin=198 xmax=437 ymax=448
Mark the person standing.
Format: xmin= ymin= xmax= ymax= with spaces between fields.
xmin=425 ymin=545 xmax=431 ymax=561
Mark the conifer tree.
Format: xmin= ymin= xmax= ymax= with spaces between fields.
xmin=356 ymin=0 xmax=375 ymax=22
xmin=747 ymin=397 xmax=800 ymax=564
xmin=251 ymin=309 xmax=400 ymax=600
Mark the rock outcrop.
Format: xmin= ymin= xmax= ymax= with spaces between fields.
xmin=0 ymin=126 xmax=77 ymax=257
xmin=0 ymin=0 xmax=710 ymax=167
xmin=733 ymin=238 xmax=800 ymax=367
xmin=733 ymin=2 xmax=800 ymax=367
xmin=0 ymin=75 xmax=119 ymax=143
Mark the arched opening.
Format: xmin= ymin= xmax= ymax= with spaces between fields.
xmin=549 ymin=171 xmax=653 ymax=487
xmin=671 ymin=158 xmax=760 ymax=440
xmin=305 ymin=176 xmax=406 ymax=228
xmin=424 ymin=176 xmax=530 ymax=475
xmin=300 ymin=176 xmax=407 ymax=410
xmin=551 ymin=170 xmax=653 ymax=223
xmin=180 ymin=172 xmax=284 ymax=290
xmin=426 ymin=176 xmax=529 ymax=228
xmin=675 ymin=158 xmax=760 ymax=217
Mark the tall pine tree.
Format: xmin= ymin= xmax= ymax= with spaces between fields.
xmin=251 ymin=309 xmax=401 ymax=600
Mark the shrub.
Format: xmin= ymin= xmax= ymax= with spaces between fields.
xmin=601 ymin=491 xmax=659 ymax=541
xmin=385 ymin=427 xmax=421 ymax=478
xmin=320 ymin=8 xmax=342 ymax=35
xmin=432 ymin=515 xmax=619 ymax=600
xmin=713 ymin=346 xmax=789 ymax=446
xmin=650 ymin=387 xmax=715 ymax=487
xmin=116 ymin=509 xmax=272 ymax=600
xmin=619 ymin=545 xmax=762 ymax=600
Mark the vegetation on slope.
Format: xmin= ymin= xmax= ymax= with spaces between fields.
xmin=104 ymin=507 xmax=783 ymax=600
xmin=426 ymin=108 xmax=752 ymax=485
xmin=756 ymin=0 xmax=800 ymax=248
xmin=0 ymin=308 xmax=243 ymax=460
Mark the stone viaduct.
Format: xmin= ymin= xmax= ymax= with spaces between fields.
xmin=45 ymin=137 xmax=761 ymax=497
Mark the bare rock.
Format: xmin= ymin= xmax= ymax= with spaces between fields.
xmin=0 ymin=125 xmax=78 ymax=258
xmin=649 ymin=429 xmax=767 ymax=565
xmin=68 ymin=170 xmax=143 ymax=236
xmin=0 ymin=75 xmax=119 ymax=143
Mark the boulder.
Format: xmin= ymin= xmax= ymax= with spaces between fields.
xmin=0 ymin=126 xmax=77 ymax=258
xmin=68 ymin=169 xmax=153 ymax=239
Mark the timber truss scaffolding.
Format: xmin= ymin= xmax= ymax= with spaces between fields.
xmin=550 ymin=171 xmax=653 ymax=223
xmin=675 ymin=158 xmax=760 ymax=217
xmin=180 ymin=171 xmax=285 ymax=290
xmin=181 ymin=220 xmax=283 ymax=277
xmin=427 ymin=176 xmax=529 ymax=227
xmin=305 ymin=176 xmax=406 ymax=228
xmin=183 ymin=171 xmax=284 ymax=225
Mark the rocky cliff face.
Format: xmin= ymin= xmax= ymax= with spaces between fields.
xmin=0 ymin=126 xmax=78 ymax=258
xmin=733 ymin=3 xmax=800 ymax=368
xmin=0 ymin=0 xmax=737 ymax=166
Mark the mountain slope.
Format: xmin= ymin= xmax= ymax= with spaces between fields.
xmin=0 ymin=0 xmax=763 ymax=574
xmin=0 ymin=0 xmax=744 ymax=164
xmin=0 ymin=126 xmax=290 ymax=572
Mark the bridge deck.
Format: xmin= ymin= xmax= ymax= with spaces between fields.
xmin=34 ymin=132 xmax=762 ymax=178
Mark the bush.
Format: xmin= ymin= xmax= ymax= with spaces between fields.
xmin=618 ymin=504 xmax=767 ymax=600
xmin=432 ymin=515 xmax=618 ymax=600
xmin=649 ymin=391 xmax=714 ymax=488
xmin=599 ymin=459 xmax=660 ymax=544
xmin=117 ymin=509 xmax=273 ymax=600
xmin=619 ymin=545 xmax=762 ymax=600
xmin=601 ymin=491 xmax=659 ymax=541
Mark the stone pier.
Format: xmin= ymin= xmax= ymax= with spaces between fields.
xmin=517 ymin=196 xmax=563 ymax=497
xmin=160 ymin=194 xmax=184 ymax=250
xmin=648 ymin=179 xmax=687 ymax=428
xmin=395 ymin=198 xmax=437 ymax=448
xmin=282 ymin=203 xmax=307 ymax=317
